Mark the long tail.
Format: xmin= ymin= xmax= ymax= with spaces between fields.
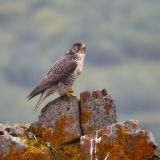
xmin=34 ymin=91 xmax=48 ymax=112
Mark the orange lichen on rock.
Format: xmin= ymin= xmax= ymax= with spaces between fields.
xmin=0 ymin=124 xmax=53 ymax=160
xmin=28 ymin=96 xmax=81 ymax=147
xmin=52 ymin=143 xmax=80 ymax=160
xmin=0 ymin=122 xmax=80 ymax=160
xmin=80 ymin=106 xmax=91 ymax=124
xmin=29 ymin=115 xmax=79 ymax=147
xmin=2 ymin=143 xmax=53 ymax=160
xmin=0 ymin=91 xmax=160 ymax=160
xmin=80 ymin=106 xmax=97 ymax=134
xmin=132 ymin=133 xmax=156 ymax=160
xmin=80 ymin=89 xmax=117 ymax=135
xmin=80 ymin=120 xmax=159 ymax=160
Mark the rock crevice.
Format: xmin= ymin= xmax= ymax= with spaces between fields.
xmin=0 ymin=89 xmax=159 ymax=160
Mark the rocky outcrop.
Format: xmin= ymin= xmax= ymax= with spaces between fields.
xmin=0 ymin=124 xmax=53 ymax=160
xmin=80 ymin=89 xmax=117 ymax=134
xmin=0 ymin=89 xmax=159 ymax=160
xmin=80 ymin=120 xmax=160 ymax=160
xmin=29 ymin=96 xmax=81 ymax=147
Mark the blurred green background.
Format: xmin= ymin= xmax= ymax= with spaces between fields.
xmin=0 ymin=0 xmax=160 ymax=142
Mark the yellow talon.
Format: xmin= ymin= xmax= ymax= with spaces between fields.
xmin=66 ymin=89 xmax=75 ymax=97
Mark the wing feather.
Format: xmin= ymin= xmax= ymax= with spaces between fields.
xmin=27 ymin=57 xmax=77 ymax=99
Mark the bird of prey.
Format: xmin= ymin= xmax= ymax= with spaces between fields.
xmin=27 ymin=42 xmax=86 ymax=111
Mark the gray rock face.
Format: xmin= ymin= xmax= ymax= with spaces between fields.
xmin=28 ymin=90 xmax=117 ymax=146
xmin=1 ymin=89 xmax=159 ymax=160
xmin=0 ymin=124 xmax=26 ymax=157
xmin=29 ymin=96 xmax=82 ymax=146
xmin=0 ymin=136 xmax=10 ymax=157
xmin=40 ymin=96 xmax=80 ymax=132
xmin=80 ymin=120 xmax=160 ymax=160
xmin=80 ymin=89 xmax=117 ymax=134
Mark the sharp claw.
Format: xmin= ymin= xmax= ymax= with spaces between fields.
xmin=66 ymin=89 xmax=75 ymax=97
xmin=66 ymin=92 xmax=75 ymax=97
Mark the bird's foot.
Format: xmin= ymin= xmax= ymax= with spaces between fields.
xmin=66 ymin=89 xmax=75 ymax=97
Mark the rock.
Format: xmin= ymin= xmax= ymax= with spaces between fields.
xmin=29 ymin=89 xmax=117 ymax=148
xmin=29 ymin=96 xmax=81 ymax=147
xmin=0 ymin=124 xmax=53 ymax=160
xmin=0 ymin=124 xmax=26 ymax=155
xmin=80 ymin=120 xmax=160 ymax=160
xmin=155 ymin=147 xmax=160 ymax=160
xmin=0 ymin=90 xmax=160 ymax=160
xmin=80 ymin=89 xmax=117 ymax=134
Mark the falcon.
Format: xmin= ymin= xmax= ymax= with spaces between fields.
xmin=27 ymin=42 xmax=86 ymax=111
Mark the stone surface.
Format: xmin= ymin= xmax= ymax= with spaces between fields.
xmin=80 ymin=89 xmax=117 ymax=134
xmin=0 ymin=90 xmax=160 ymax=160
xmin=0 ymin=120 xmax=160 ymax=160
xmin=80 ymin=120 xmax=160 ymax=160
xmin=0 ymin=124 xmax=53 ymax=160
xmin=29 ymin=95 xmax=81 ymax=147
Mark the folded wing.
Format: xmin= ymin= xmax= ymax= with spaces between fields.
xmin=27 ymin=58 xmax=77 ymax=100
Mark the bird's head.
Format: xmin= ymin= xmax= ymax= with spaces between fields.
xmin=72 ymin=42 xmax=86 ymax=53
xmin=66 ymin=42 xmax=86 ymax=55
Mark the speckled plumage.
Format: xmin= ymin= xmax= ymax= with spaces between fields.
xmin=27 ymin=42 xmax=86 ymax=111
